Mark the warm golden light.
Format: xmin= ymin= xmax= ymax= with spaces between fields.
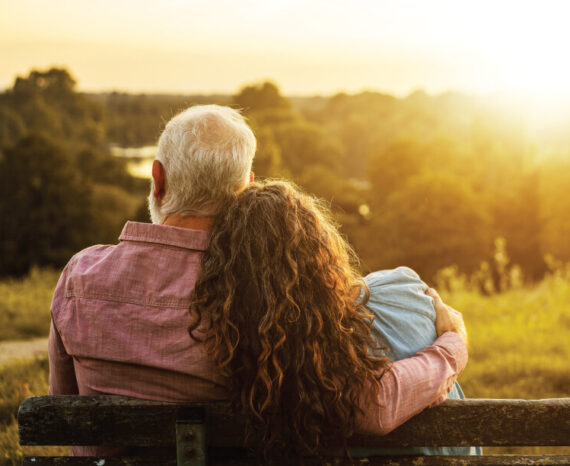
xmin=1 ymin=0 xmax=569 ymax=100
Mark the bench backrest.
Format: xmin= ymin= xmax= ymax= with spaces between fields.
xmin=18 ymin=396 xmax=570 ymax=465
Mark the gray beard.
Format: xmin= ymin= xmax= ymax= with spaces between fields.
xmin=148 ymin=189 xmax=165 ymax=225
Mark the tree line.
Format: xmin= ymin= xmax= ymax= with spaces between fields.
xmin=1 ymin=68 xmax=568 ymax=290
xmin=233 ymin=82 xmax=569 ymax=291
xmin=0 ymin=68 xmax=147 ymax=276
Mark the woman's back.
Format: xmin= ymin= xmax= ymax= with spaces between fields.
xmin=190 ymin=181 xmax=387 ymax=457
xmin=190 ymin=180 xmax=469 ymax=461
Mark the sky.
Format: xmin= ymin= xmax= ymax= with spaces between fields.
xmin=1 ymin=0 xmax=570 ymax=100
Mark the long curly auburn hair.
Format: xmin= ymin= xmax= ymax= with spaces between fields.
xmin=190 ymin=181 xmax=389 ymax=458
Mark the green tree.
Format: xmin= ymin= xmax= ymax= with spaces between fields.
xmin=368 ymin=137 xmax=426 ymax=205
xmin=0 ymin=134 xmax=94 ymax=276
xmin=250 ymin=125 xmax=283 ymax=178
xmin=0 ymin=106 xmax=25 ymax=147
xmin=1 ymin=67 xmax=106 ymax=148
xmin=296 ymin=165 xmax=364 ymax=215
xmin=539 ymin=157 xmax=570 ymax=263
xmin=491 ymin=170 xmax=546 ymax=281
xmin=369 ymin=172 xmax=493 ymax=282
xmin=90 ymin=184 xmax=140 ymax=244
xmin=272 ymin=121 xmax=342 ymax=177
xmin=234 ymin=81 xmax=291 ymax=113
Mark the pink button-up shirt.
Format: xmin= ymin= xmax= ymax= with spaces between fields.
xmin=49 ymin=221 xmax=467 ymax=453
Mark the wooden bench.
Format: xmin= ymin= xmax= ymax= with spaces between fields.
xmin=18 ymin=395 xmax=570 ymax=465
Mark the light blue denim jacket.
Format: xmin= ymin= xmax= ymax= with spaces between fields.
xmin=354 ymin=266 xmax=480 ymax=456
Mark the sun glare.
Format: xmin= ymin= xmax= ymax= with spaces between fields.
xmin=0 ymin=0 xmax=569 ymax=102
xmin=469 ymin=2 xmax=570 ymax=98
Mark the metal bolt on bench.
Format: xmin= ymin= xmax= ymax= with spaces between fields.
xmin=176 ymin=407 xmax=206 ymax=466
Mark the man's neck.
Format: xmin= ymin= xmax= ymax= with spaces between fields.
xmin=162 ymin=215 xmax=214 ymax=232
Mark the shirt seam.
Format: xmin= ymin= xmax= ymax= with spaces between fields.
xmin=64 ymin=290 xmax=192 ymax=309
xmin=120 ymin=234 xmax=208 ymax=251
xmin=119 ymin=238 xmax=207 ymax=253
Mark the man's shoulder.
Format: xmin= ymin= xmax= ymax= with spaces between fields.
xmin=51 ymin=243 xmax=118 ymax=319
xmin=65 ymin=243 xmax=118 ymax=274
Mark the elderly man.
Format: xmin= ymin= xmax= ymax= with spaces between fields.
xmin=48 ymin=104 xmax=467 ymax=455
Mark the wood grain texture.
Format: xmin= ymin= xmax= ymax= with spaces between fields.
xmin=23 ymin=458 xmax=173 ymax=465
xmin=22 ymin=455 xmax=570 ymax=465
xmin=18 ymin=396 xmax=570 ymax=448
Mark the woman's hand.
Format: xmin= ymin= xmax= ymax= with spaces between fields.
xmin=426 ymin=288 xmax=468 ymax=346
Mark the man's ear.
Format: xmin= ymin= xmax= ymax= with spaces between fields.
xmin=249 ymin=171 xmax=255 ymax=183
xmin=152 ymin=160 xmax=166 ymax=199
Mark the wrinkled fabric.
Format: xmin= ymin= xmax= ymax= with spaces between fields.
xmin=49 ymin=222 xmax=227 ymax=456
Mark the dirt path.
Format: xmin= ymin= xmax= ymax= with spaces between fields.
xmin=0 ymin=337 xmax=49 ymax=366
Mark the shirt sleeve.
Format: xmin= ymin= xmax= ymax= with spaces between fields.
xmin=48 ymin=264 xmax=79 ymax=395
xmin=363 ymin=266 xmax=438 ymax=361
xmin=356 ymin=331 xmax=468 ymax=435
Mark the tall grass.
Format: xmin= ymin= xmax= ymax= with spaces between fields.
xmin=0 ymin=357 xmax=67 ymax=466
xmin=0 ymin=268 xmax=59 ymax=341
xmin=445 ymin=269 xmax=570 ymax=399
xmin=442 ymin=267 xmax=570 ymax=456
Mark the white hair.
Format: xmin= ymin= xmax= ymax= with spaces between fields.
xmin=149 ymin=105 xmax=256 ymax=223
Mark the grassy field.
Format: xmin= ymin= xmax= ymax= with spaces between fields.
xmin=0 ymin=268 xmax=568 ymax=463
xmin=440 ymin=268 xmax=570 ymax=457
xmin=0 ymin=268 xmax=60 ymax=341
xmin=0 ymin=358 xmax=68 ymax=465
xmin=447 ymin=268 xmax=570 ymax=400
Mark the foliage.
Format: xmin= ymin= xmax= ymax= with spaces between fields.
xmin=295 ymin=89 xmax=557 ymax=282
xmin=0 ymin=135 xmax=94 ymax=276
xmin=227 ymin=80 xmax=566 ymax=283
xmin=90 ymin=184 xmax=140 ymax=244
xmin=272 ymin=121 xmax=343 ymax=177
xmin=0 ymin=68 xmax=146 ymax=277
xmin=0 ymin=268 xmax=59 ymax=341
xmin=539 ymin=157 xmax=570 ymax=263
xmin=75 ymin=146 xmax=146 ymax=193
xmin=0 ymin=107 xmax=25 ymax=147
xmin=448 ymin=268 xmax=570 ymax=399
xmin=2 ymin=67 xmax=570 ymax=284
xmin=92 ymin=91 xmax=231 ymax=147
xmin=369 ymin=172 xmax=493 ymax=281
xmin=248 ymin=123 xmax=284 ymax=178
xmin=234 ymin=81 xmax=290 ymax=113
xmin=0 ymin=358 xmax=68 ymax=465
xmin=0 ymin=68 xmax=105 ymax=147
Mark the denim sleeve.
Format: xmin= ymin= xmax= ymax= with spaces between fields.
xmin=362 ymin=266 xmax=438 ymax=361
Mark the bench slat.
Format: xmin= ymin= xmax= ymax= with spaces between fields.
xmin=22 ymin=456 xmax=570 ymax=465
xmin=18 ymin=396 xmax=570 ymax=447
xmin=23 ymin=459 xmax=172 ymax=465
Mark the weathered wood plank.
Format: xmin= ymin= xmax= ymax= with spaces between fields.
xmin=18 ymin=396 xmax=570 ymax=448
xmin=23 ymin=458 xmax=173 ymax=465
xmin=22 ymin=456 xmax=570 ymax=465
xmin=351 ymin=397 xmax=570 ymax=448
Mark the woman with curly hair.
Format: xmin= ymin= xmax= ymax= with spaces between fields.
xmin=190 ymin=180 xmax=468 ymax=460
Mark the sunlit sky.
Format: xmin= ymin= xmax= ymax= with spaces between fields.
xmin=1 ymin=0 xmax=570 ymax=100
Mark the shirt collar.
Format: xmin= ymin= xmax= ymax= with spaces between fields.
xmin=119 ymin=221 xmax=210 ymax=251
